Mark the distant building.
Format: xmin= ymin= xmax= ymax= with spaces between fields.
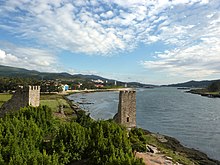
xmin=62 ymin=84 xmax=69 ymax=91
xmin=115 ymin=81 xmax=117 ymax=86
xmin=77 ymin=83 xmax=83 ymax=89
xmin=92 ymin=79 xmax=104 ymax=84
xmin=124 ymin=83 xmax=127 ymax=88
xmin=95 ymin=84 xmax=104 ymax=88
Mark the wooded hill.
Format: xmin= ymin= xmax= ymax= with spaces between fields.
xmin=0 ymin=65 xmax=108 ymax=82
xmin=166 ymin=79 xmax=220 ymax=88
xmin=0 ymin=65 xmax=149 ymax=88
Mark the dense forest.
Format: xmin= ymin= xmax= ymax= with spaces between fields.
xmin=0 ymin=106 xmax=145 ymax=165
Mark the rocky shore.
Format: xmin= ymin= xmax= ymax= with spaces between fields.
xmin=143 ymin=130 xmax=220 ymax=165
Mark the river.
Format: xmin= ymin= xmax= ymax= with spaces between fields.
xmin=67 ymin=87 xmax=220 ymax=160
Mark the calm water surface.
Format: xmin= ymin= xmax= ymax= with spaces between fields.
xmin=68 ymin=87 xmax=220 ymax=160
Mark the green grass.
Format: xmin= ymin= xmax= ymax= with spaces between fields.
xmin=40 ymin=100 xmax=60 ymax=112
xmin=40 ymin=94 xmax=63 ymax=100
xmin=40 ymin=94 xmax=73 ymax=115
xmin=0 ymin=94 xmax=12 ymax=107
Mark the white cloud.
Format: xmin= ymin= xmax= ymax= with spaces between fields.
xmin=0 ymin=50 xmax=6 ymax=59
xmin=142 ymin=36 xmax=220 ymax=79
xmin=100 ymin=11 xmax=114 ymax=19
xmin=0 ymin=0 xmax=218 ymax=56
xmin=0 ymin=44 xmax=58 ymax=72
xmin=0 ymin=49 xmax=19 ymax=62
xmin=0 ymin=0 xmax=219 ymax=81
xmin=139 ymin=0 xmax=220 ymax=80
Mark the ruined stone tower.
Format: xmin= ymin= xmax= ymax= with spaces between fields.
xmin=0 ymin=86 xmax=40 ymax=116
xmin=114 ymin=90 xmax=136 ymax=128
xmin=27 ymin=86 xmax=40 ymax=107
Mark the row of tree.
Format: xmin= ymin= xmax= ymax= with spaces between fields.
xmin=0 ymin=106 xmax=145 ymax=164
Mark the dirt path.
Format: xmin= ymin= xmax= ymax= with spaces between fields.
xmin=136 ymin=152 xmax=179 ymax=165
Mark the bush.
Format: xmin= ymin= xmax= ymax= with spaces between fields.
xmin=0 ymin=106 xmax=144 ymax=164
xmin=129 ymin=128 xmax=147 ymax=152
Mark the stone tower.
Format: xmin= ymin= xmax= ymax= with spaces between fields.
xmin=114 ymin=90 xmax=136 ymax=128
xmin=28 ymin=86 xmax=40 ymax=106
xmin=0 ymin=86 xmax=40 ymax=116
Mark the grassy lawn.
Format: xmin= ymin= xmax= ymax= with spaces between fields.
xmin=40 ymin=94 xmax=73 ymax=115
xmin=40 ymin=94 xmax=63 ymax=100
xmin=40 ymin=100 xmax=60 ymax=111
xmin=0 ymin=94 xmax=12 ymax=107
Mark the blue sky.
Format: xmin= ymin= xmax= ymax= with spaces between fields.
xmin=0 ymin=0 xmax=220 ymax=85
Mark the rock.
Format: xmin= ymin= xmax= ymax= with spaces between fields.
xmin=147 ymin=144 xmax=159 ymax=154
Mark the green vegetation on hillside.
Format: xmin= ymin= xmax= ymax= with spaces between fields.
xmin=207 ymin=81 xmax=220 ymax=92
xmin=0 ymin=65 xmax=150 ymax=90
xmin=167 ymin=80 xmax=219 ymax=88
xmin=0 ymin=106 xmax=144 ymax=165
xmin=188 ymin=81 xmax=220 ymax=96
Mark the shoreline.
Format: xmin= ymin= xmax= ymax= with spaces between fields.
xmin=60 ymin=88 xmax=134 ymax=95
xmin=144 ymin=130 xmax=220 ymax=165
xmin=64 ymin=89 xmax=220 ymax=164
xmin=186 ymin=89 xmax=220 ymax=98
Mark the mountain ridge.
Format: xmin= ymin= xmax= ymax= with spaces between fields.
xmin=2 ymin=64 xmax=218 ymax=88
xmin=165 ymin=79 xmax=220 ymax=88
xmin=0 ymin=65 xmax=110 ymax=81
xmin=0 ymin=65 xmax=151 ymax=87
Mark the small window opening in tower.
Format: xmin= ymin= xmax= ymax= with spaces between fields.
xmin=127 ymin=117 xmax=129 ymax=122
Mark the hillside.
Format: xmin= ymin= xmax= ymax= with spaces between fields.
xmin=166 ymin=80 xmax=220 ymax=88
xmin=0 ymin=65 xmax=88 ymax=80
xmin=0 ymin=65 xmax=150 ymax=87
xmin=0 ymin=65 xmax=115 ymax=81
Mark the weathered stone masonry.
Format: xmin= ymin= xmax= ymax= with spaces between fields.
xmin=114 ymin=90 xmax=136 ymax=128
xmin=0 ymin=86 xmax=40 ymax=117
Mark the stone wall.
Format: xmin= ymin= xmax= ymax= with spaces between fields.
xmin=0 ymin=86 xmax=40 ymax=117
xmin=114 ymin=90 xmax=136 ymax=128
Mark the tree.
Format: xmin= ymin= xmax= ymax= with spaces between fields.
xmin=207 ymin=81 xmax=220 ymax=92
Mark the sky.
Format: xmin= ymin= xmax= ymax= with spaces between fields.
xmin=0 ymin=0 xmax=220 ymax=85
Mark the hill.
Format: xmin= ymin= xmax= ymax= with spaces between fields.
xmin=0 ymin=65 xmax=150 ymax=87
xmin=0 ymin=65 xmax=113 ymax=81
xmin=165 ymin=80 xmax=220 ymax=88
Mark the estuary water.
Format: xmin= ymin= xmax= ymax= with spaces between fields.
xmin=68 ymin=87 xmax=220 ymax=160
